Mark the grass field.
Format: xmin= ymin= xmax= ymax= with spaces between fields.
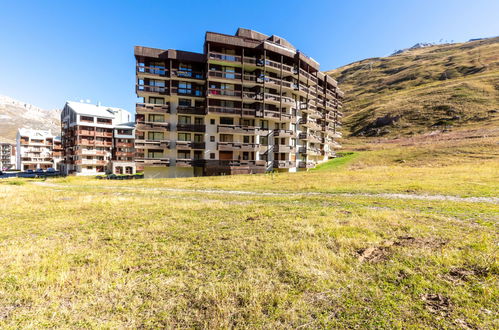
xmin=0 ymin=132 xmax=498 ymax=328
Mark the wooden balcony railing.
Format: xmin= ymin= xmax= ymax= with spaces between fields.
xmin=177 ymin=106 xmax=207 ymax=115
xmin=217 ymin=142 xmax=259 ymax=151
xmin=176 ymin=124 xmax=206 ymax=132
xmin=136 ymin=102 xmax=170 ymax=113
xmin=208 ymin=88 xmax=242 ymax=98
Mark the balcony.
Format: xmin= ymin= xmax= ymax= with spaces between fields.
xmin=273 ymin=129 xmax=295 ymax=138
xmin=208 ymin=88 xmax=242 ymax=98
xmin=175 ymin=159 xmax=193 ymax=167
xmin=176 ymin=124 xmax=206 ymax=132
xmin=176 ymin=141 xmax=206 ymax=149
xmin=273 ymin=160 xmax=295 ymax=168
xmin=298 ymin=161 xmax=315 ymax=169
xmin=75 ymin=159 xmax=108 ymax=166
xmin=115 ymin=151 xmax=134 ymax=157
xmin=217 ymin=142 xmax=259 ymax=151
xmin=136 ymin=85 xmax=168 ymax=95
xmin=299 ymin=147 xmax=322 ymax=156
xmin=217 ymin=125 xmax=256 ymax=134
xmin=208 ymin=70 xmax=242 ymax=80
xmin=263 ymin=59 xmax=294 ymax=74
xmin=209 ymin=52 xmax=242 ymax=63
xmin=299 ymin=118 xmax=322 ymax=131
xmin=208 ymin=106 xmax=242 ymax=115
xmin=138 ymin=157 xmax=170 ymax=166
xmin=136 ymin=121 xmax=170 ymax=131
xmin=274 ymin=145 xmax=295 ymax=153
xmin=115 ymin=142 xmax=134 ymax=148
xmin=204 ymin=159 xmax=266 ymax=168
xmin=136 ymin=65 xmax=168 ymax=77
xmin=177 ymin=106 xmax=207 ymax=115
xmin=136 ymin=103 xmax=170 ymax=114
xmin=135 ymin=139 xmax=170 ymax=148
xmin=171 ymin=70 xmax=204 ymax=80
xmin=75 ymin=149 xmax=107 ymax=156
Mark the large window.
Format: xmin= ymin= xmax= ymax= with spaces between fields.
xmin=177 ymin=150 xmax=190 ymax=159
xmin=194 ymin=117 xmax=204 ymax=125
xmin=147 ymin=132 xmax=164 ymax=140
xmin=147 ymin=150 xmax=163 ymax=159
xmin=223 ymin=66 xmax=235 ymax=79
xmin=178 ymin=133 xmax=191 ymax=141
xmin=219 ymin=134 xmax=233 ymax=142
xmin=178 ymin=116 xmax=191 ymax=124
xmin=194 ymin=134 xmax=203 ymax=142
xmin=149 ymin=114 xmax=164 ymax=122
xmin=220 ymin=117 xmax=234 ymax=125
xmin=149 ymin=97 xmax=164 ymax=105
xmin=178 ymin=81 xmax=192 ymax=94
xmin=179 ymin=98 xmax=191 ymax=107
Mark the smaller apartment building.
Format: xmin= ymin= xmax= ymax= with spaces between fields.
xmin=60 ymin=101 xmax=135 ymax=175
xmin=0 ymin=143 xmax=16 ymax=170
xmin=16 ymin=129 xmax=62 ymax=170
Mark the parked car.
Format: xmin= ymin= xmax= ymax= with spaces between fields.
xmin=26 ymin=169 xmax=34 ymax=174
xmin=46 ymin=168 xmax=56 ymax=173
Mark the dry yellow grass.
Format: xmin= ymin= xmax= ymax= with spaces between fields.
xmin=0 ymin=133 xmax=497 ymax=328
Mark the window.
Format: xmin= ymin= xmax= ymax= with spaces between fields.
xmin=150 ymin=79 xmax=165 ymax=87
xmin=178 ymin=133 xmax=191 ymax=141
xmin=242 ymin=152 xmax=249 ymax=160
xmin=260 ymin=136 xmax=268 ymax=146
xmin=291 ymin=138 xmax=296 ymax=147
xmin=220 ymin=117 xmax=234 ymax=125
xmin=260 ymin=120 xmax=269 ymax=129
xmin=210 ymin=153 xmax=215 ymax=159
xmin=210 ymin=136 xmax=215 ymax=142
xmin=149 ymin=97 xmax=164 ymax=104
xmin=219 ymin=134 xmax=233 ymax=142
xmin=221 ymin=83 xmax=234 ymax=90
xmin=179 ymin=98 xmax=191 ymax=107
xmin=81 ymin=116 xmax=94 ymax=122
xmin=223 ymin=66 xmax=236 ymax=79
xmin=243 ymin=136 xmax=250 ymax=143
xmin=178 ymin=150 xmax=190 ymax=159
xmin=194 ymin=134 xmax=203 ymax=142
xmin=178 ymin=116 xmax=191 ymax=124
xmin=149 ymin=114 xmax=164 ymax=122
xmin=147 ymin=132 xmax=164 ymax=140
xmin=178 ymin=81 xmax=192 ymax=94
xmin=194 ymin=117 xmax=204 ymax=125
xmin=210 ymin=119 xmax=216 ymax=125
xmin=147 ymin=150 xmax=163 ymax=159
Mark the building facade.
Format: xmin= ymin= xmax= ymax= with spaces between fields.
xmin=0 ymin=143 xmax=16 ymax=170
xmin=16 ymin=129 xmax=62 ymax=170
xmin=60 ymin=101 xmax=135 ymax=176
xmin=135 ymin=28 xmax=343 ymax=178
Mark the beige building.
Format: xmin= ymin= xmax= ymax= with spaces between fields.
xmin=135 ymin=28 xmax=343 ymax=178
xmin=16 ymin=129 xmax=62 ymax=170
xmin=60 ymin=101 xmax=135 ymax=176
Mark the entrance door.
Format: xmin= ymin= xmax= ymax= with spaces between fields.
xmin=219 ymin=151 xmax=233 ymax=160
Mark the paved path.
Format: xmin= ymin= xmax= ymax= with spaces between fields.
xmin=32 ymin=181 xmax=499 ymax=204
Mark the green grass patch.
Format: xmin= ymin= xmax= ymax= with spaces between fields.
xmin=312 ymin=152 xmax=359 ymax=171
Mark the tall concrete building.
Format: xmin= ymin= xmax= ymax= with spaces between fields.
xmin=60 ymin=102 xmax=135 ymax=176
xmin=135 ymin=28 xmax=343 ymax=178
xmin=16 ymin=129 xmax=62 ymax=170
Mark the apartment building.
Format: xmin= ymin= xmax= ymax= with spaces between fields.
xmin=0 ymin=143 xmax=16 ymax=170
xmin=16 ymin=129 xmax=62 ymax=170
xmin=60 ymin=101 xmax=135 ymax=175
xmin=135 ymin=28 xmax=343 ymax=178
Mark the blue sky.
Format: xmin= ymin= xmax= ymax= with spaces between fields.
xmin=0 ymin=0 xmax=498 ymax=112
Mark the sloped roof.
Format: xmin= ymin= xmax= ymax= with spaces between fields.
xmin=66 ymin=101 xmax=127 ymax=118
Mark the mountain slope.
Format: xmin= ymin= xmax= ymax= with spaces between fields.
xmin=0 ymin=96 xmax=61 ymax=143
xmin=327 ymin=37 xmax=499 ymax=137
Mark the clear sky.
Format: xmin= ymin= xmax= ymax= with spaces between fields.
xmin=0 ymin=0 xmax=498 ymax=112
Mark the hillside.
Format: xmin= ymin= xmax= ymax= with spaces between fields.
xmin=327 ymin=37 xmax=499 ymax=137
xmin=0 ymin=96 xmax=60 ymax=143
